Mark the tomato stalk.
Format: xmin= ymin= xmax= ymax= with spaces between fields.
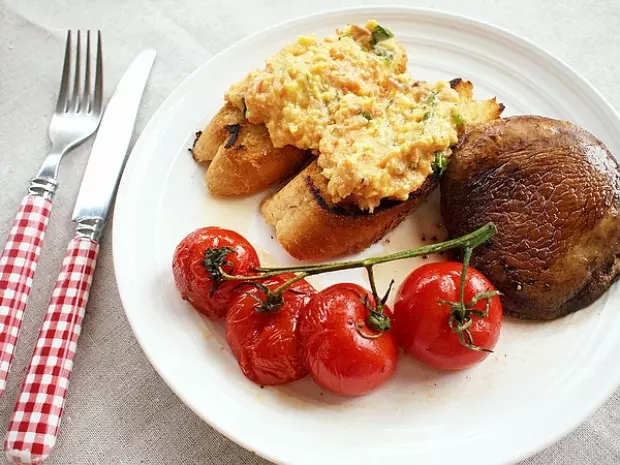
xmin=216 ymin=222 xmax=495 ymax=285
xmin=457 ymin=247 xmax=473 ymax=319
xmin=359 ymin=274 xmax=393 ymax=336
xmin=362 ymin=264 xmax=392 ymax=331
xmin=439 ymin=246 xmax=502 ymax=352
xmin=212 ymin=222 xmax=498 ymax=345
xmin=221 ymin=271 xmax=311 ymax=313
xmin=254 ymin=222 xmax=496 ymax=275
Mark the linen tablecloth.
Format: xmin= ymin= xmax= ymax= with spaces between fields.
xmin=1 ymin=0 xmax=619 ymax=463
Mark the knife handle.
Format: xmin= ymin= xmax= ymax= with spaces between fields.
xmin=0 ymin=194 xmax=53 ymax=395
xmin=5 ymin=237 xmax=99 ymax=465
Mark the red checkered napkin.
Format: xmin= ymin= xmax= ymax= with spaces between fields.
xmin=0 ymin=195 xmax=52 ymax=395
xmin=5 ymin=237 xmax=99 ymax=465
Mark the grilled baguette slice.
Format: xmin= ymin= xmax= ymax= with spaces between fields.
xmin=192 ymin=103 xmax=308 ymax=197
xmin=451 ymin=78 xmax=506 ymax=126
xmin=261 ymin=161 xmax=439 ymax=260
xmin=261 ymin=80 xmax=504 ymax=260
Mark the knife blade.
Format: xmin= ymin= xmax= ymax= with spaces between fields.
xmin=72 ymin=48 xmax=156 ymax=236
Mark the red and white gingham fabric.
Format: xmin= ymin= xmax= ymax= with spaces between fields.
xmin=0 ymin=195 xmax=52 ymax=395
xmin=5 ymin=237 xmax=99 ymax=465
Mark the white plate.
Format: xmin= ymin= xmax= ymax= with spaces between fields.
xmin=113 ymin=7 xmax=620 ymax=465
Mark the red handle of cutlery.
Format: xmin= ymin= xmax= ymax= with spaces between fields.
xmin=5 ymin=237 xmax=99 ymax=465
xmin=0 ymin=194 xmax=52 ymax=395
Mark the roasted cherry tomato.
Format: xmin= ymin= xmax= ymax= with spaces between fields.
xmin=172 ymin=227 xmax=259 ymax=319
xmin=394 ymin=262 xmax=502 ymax=370
xmin=226 ymin=274 xmax=315 ymax=386
xmin=298 ymin=283 xmax=398 ymax=397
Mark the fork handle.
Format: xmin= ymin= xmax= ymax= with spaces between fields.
xmin=0 ymin=193 xmax=54 ymax=395
xmin=5 ymin=237 xmax=99 ymax=465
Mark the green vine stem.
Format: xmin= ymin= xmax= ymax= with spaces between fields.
xmin=365 ymin=265 xmax=381 ymax=303
xmin=442 ymin=246 xmax=501 ymax=352
xmin=211 ymin=222 xmax=498 ymax=348
xmin=457 ymin=247 xmax=473 ymax=319
xmin=219 ymin=223 xmax=495 ymax=285
xmin=255 ymin=222 xmax=496 ymax=275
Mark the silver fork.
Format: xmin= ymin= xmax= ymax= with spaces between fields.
xmin=32 ymin=30 xmax=103 ymax=196
xmin=0 ymin=30 xmax=103 ymax=396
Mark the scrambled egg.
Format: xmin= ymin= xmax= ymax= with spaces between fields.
xmin=226 ymin=20 xmax=462 ymax=211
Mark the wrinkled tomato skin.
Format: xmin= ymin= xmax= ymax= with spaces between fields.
xmin=299 ymin=283 xmax=398 ymax=397
xmin=394 ymin=262 xmax=502 ymax=370
xmin=226 ymin=274 xmax=316 ymax=386
xmin=172 ymin=227 xmax=259 ymax=319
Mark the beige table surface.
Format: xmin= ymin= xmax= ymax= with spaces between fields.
xmin=1 ymin=0 xmax=619 ymax=463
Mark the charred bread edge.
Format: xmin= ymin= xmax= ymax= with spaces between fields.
xmin=305 ymin=173 xmax=440 ymax=217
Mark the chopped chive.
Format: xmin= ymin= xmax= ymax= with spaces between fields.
xmin=432 ymin=151 xmax=447 ymax=177
xmin=452 ymin=113 xmax=466 ymax=125
xmin=370 ymin=24 xmax=394 ymax=47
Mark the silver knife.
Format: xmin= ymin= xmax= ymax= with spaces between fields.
xmin=5 ymin=49 xmax=156 ymax=465
xmin=73 ymin=48 xmax=157 ymax=241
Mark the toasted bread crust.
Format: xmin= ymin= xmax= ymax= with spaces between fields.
xmin=261 ymin=162 xmax=439 ymax=260
xmin=450 ymin=78 xmax=505 ymax=124
xmin=194 ymin=103 xmax=309 ymax=197
xmin=192 ymin=103 xmax=242 ymax=162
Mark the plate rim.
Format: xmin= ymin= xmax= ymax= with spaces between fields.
xmin=112 ymin=5 xmax=620 ymax=464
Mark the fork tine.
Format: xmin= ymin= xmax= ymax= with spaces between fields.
xmin=82 ymin=30 xmax=92 ymax=112
xmin=55 ymin=31 xmax=72 ymax=114
xmin=92 ymin=30 xmax=103 ymax=115
xmin=70 ymin=30 xmax=82 ymax=111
